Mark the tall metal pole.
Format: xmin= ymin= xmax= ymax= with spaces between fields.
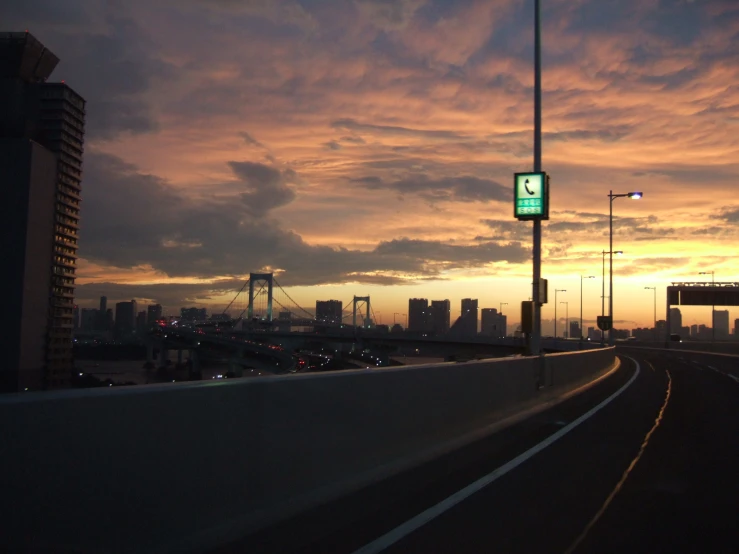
xmin=601 ymin=252 xmax=605 ymax=318
xmin=653 ymin=288 xmax=656 ymax=340
xmin=609 ymin=191 xmax=614 ymax=344
xmin=554 ymin=289 xmax=558 ymax=339
xmin=699 ymin=271 xmax=715 ymax=341
xmin=531 ymin=0 xmax=543 ymax=355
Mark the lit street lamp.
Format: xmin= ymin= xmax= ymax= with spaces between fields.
xmin=644 ymin=287 xmax=656 ymax=341
xmin=699 ymin=270 xmax=715 ymax=342
xmin=608 ymin=191 xmax=642 ymax=343
xmin=554 ymin=289 xmax=566 ymax=339
xmin=560 ymin=301 xmax=569 ymax=338
xmin=580 ymin=275 xmax=595 ymax=339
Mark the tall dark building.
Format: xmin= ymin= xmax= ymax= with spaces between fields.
xmin=0 ymin=31 xmax=85 ymax=391
xmin=315 ymin=300 xmax=343 ymax=324
xmin=115 ymin=301 xmax=137 ymax=337
xmin=147 ymin=304 xmax=163 ymax=325
xmin=569 ymin=320 xmax=580 ymax=340
xmin=669 ymin=308 xmax=682 ymax=334
xmin=430 ymin=299 xmax=450 ymax=335
xmin=460 ymin=298 xmax=478 ymax=337
xmin=713 ymin=309 xmax=729 ymax=339
xmin=181 ymin=307 xmax=207 ymax=321
xmin=481 ymin=308 xmax=506 ymax=338
xmin=408 ymin=298 xmax=429 ymax=332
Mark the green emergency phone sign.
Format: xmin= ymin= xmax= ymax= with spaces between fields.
xmin=514 ymin=172 xmax=549 ymax=220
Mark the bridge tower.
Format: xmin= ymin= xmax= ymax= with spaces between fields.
xmin=248 ymin=273 xmax=274 ymax=321
xmin=353 ymin=296 xmax=371 ymax=328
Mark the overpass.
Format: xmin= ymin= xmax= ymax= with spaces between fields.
xmin=1 ymin=345 xmax=736 ymax=553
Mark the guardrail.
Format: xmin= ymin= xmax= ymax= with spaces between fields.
xmin=0 ymin=347 xmax=615 ymax=553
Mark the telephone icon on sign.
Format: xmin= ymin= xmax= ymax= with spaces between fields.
xmin=524 ymin=179 xmax=535 ymax=195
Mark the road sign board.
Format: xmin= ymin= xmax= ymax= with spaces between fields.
xmin=597 ymin=315 xmax=612 ymax=331
xmin=514 ymin=172 xmax=549 ymax=220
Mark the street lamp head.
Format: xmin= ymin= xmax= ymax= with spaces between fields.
xmin=627 ymin=192 xmax=643 ymax=199
xmin=614 ymin=250 xmax=623 ymax=255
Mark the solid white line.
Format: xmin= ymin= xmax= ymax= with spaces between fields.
xmin=351 ymin=358 xmax=642 ymax=554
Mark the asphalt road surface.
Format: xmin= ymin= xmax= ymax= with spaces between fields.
xmin=218 ymin=348 xmax=738 ymax=554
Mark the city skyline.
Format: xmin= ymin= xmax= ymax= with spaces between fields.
xmin=3 ymin=0 xmax=738 ymax=330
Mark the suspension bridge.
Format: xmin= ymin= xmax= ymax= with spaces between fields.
xmin=219 ymin=273 xmax=378 ymax=330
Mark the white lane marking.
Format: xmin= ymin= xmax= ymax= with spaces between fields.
xmin=351 ymin=358 xmax=642 ymax=554
xmin=701 ymin=365 xmax=739 ymax=384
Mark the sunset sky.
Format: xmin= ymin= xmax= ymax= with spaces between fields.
xmin=5 ymin=0 xmax=739 ymax=331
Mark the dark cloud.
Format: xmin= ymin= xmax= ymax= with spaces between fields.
xmin=713 ymin=206 xmax=739 ymax=224
xmin=374 ymin=238 xmax=529 ymax=265
xmin=228 ymin=161 xmax=297 ymax=214
xmin=79 ymin=154 xmax=529 ymax=286
xmin=323 ymin=140 xmax=342 ymax=150
xmin=332 ymin=118 xmax=467 ymax=140
xmin=75 ymin=279 xmax=244 ymax=311
xmin=352 ymin=173 xmax=510 ymax=203
xmin=239 ymin=131 xmax=265 ymax=148
xmin=340 ymin=136 xmax=366 ymax=144
xmin=545 ymin=126 xmax=634 ymax=143
xmin=354 ymin=0 xmax=425 ymax=31
xmin=61 ymin=19 xmax=174 ymax=138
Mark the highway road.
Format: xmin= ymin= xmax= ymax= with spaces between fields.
xmin=217 ymin=348 xmax=738 ymax=554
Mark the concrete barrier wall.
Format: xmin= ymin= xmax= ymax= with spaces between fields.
xmin=0 ymin=347 xmax=615 ymax=553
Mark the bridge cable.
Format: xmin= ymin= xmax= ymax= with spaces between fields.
xmin=222 ymin=278 xmax=250 ymax=315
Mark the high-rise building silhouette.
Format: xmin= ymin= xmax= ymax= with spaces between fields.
xmin=669 ymin=308 xmax=682 ymax=334
xmin=315 ymin=300 xmax=342 ymax=324
xmin=147 ymin=304 xmax=163 ymax=325
xmin=0 ymin=31 xmax=85 ymax=391
xmin=408 ymin=298 xmax=429 ymax=332
xmin=181 ymin=307 xmax=207 ymax=321
xmin=115 ymin=301 xmax=137 ymax=337
xmin=713 ymin=309 xmax=729 ymax=339
xmin=430 ymin=299 xmax=450 ymax=335
xmin=460 ymin=298 xmax=478 ymax=337
xmin=481 ymin=308 xmax=506 ymax=338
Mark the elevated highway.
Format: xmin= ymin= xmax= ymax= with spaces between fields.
xmin=1 ymin=346 xmax=736 ymax=553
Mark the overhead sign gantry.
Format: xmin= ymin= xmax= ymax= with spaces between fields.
xmin=665 ymin=282 xmax=739 ymax=341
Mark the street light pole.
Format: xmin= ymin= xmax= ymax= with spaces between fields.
xmin=554 ymin=289 xmax=566 ymax=338
xmin=530 ymin=0 xmax=543 ymax=356
xmin=580 ymin=275 xmax=594 ymax=339
xmin=608 ymin=191 xmax=642 ymax=344
xmin=601 ymin=250 xmax=622 ymax=317
xmin=644 ymin=287 xmax=656 ymax=341
xmin=561 ymin=301 xmax=569 ymax=338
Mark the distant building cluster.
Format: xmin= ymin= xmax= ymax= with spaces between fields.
xmin=628 ymin=308 xmax=737 ymax=341
xmin=404 ymin=298 xmax=507 ymax=339
xmin=74 ymin=296 xmax=215 ymax=341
